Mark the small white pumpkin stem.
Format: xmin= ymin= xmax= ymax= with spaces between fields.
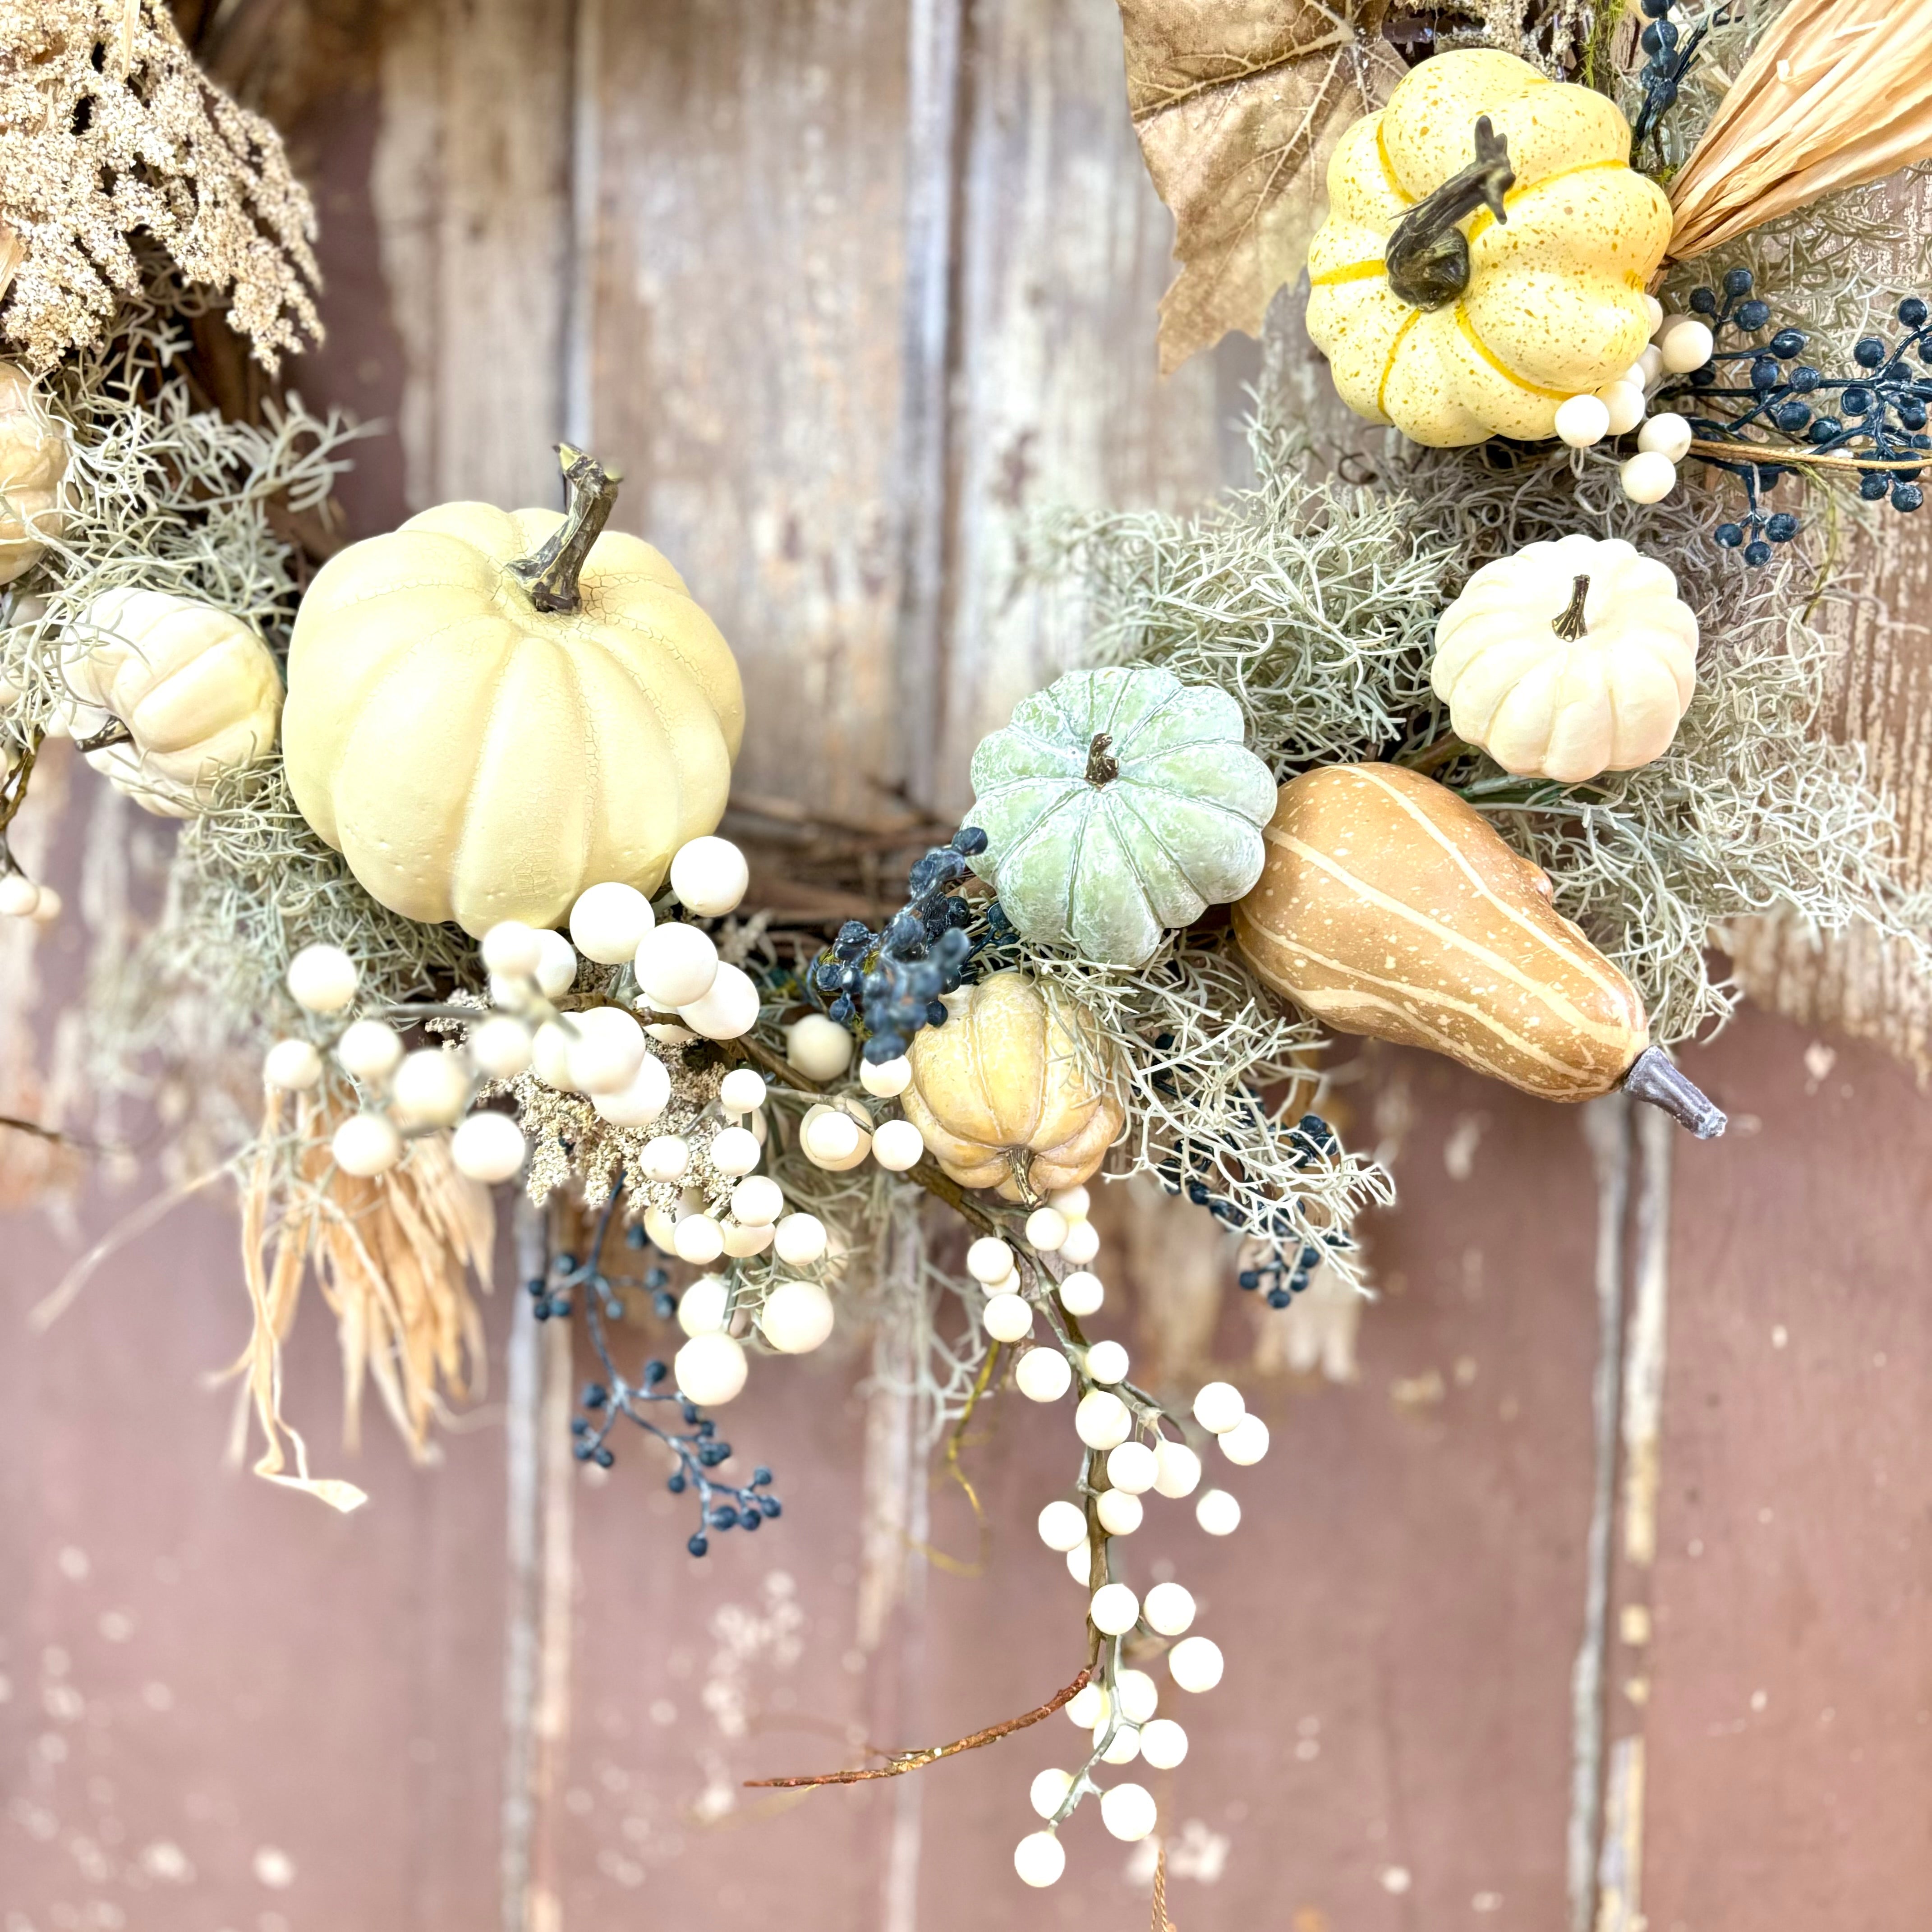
xmin=509 ymin=442 xmax=624 ymax=613
xmin=1552 ymin=573 xmax=1592 ymax=641
xmin=73 ymin=718 xmax=133 ymax=756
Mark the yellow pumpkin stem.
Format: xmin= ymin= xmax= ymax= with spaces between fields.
xmin=1384 ymin=115 xmax=1515 ymax=311
xmin=508 ymin=441 xmax=624 ymax=613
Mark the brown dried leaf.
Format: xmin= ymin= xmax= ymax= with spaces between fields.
xmin=1118 ymin=0 xmax=1403 ymax=373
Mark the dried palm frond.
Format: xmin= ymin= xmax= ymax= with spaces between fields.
xmin=1667 ymin=0 xmax=1932 ymax=263
xmin=232 ymin=1087 xmax=494 ymax=1509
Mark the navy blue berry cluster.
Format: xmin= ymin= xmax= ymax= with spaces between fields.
xmin=1629 ymin=0 xmax=1711 ymax=164
xmin=810 ymin=827 xmax=1012 ymax=1064
xmin=532 ymin=1204 xmax=781 ymax=1557
xmin=1659 ymin=267 xmax=1931 ymax=564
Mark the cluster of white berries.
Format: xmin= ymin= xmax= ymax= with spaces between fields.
xmin=1550 ymin=295 xmax=1708 ymax=506
xmin=784 ymin=1012 xmax=931 ymax=1177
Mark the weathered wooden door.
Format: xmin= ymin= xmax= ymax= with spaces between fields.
xmin=5 ymin=5 xmax=1930 ymax=1928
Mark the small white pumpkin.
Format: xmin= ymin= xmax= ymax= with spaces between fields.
xmin=1430 ymin=534 xmax=1698 ymax=783
xmin=0 ymin=363 xmax=68 ymax=586
xmin=60 ymin=587 xmax=284 ymax=817
xmin=283 ymin=445 xmax=744 ymax=937
xmin=963 ymin=664 xmax=1276 ymax=968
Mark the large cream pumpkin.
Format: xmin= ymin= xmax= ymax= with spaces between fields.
xmin=60 ymin=588 xmax=284 ymax=817
xmin=900 ymin=971 xmax=1124 ymax=1202
xmin=1306 ymin=50 xmax=1671 ymax=447
xmin=282 ymin=463 xmax=743 ymax=936
xmin=1431 ymin=534 xmax=1698 ymax=782
xmin=0 ymin=363 xmax=69 ymax=585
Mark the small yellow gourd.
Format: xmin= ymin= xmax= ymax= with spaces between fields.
xmin=283 ymin=445 xmax=744 ymax=937
xmin=1306 ymin=50 xmax=1671 ymax=447
xmin=900 ymin=971 xmax=1125 ymax=1201
xmin=1431 ymin=534 xmax=1698 ymax=782
xmin=60 ymin=588 xmax=284 ymax=817
xmin=0 ymin=363 xmax=69 ymax=584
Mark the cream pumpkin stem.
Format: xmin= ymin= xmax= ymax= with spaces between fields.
xmin=1383 ymin=116 xmax=1514 ymax=311
xmin=1552 ymin=574 xmax=1591 ymax=641
xmin=509 ymin=442 xmax=624 ymax=613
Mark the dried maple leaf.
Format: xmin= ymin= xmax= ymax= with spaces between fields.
xmin=1118 ymin=0 xmax=1403 ymax=373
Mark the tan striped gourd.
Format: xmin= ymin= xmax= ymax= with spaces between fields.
xmin=901 ymin=971 xmax=1125 ymax=1201
xmin=1232 ymin=762 xmax=1647 ymax=1102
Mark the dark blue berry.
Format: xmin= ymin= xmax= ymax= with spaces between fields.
xmin=652 ymin=1289 xmax=675 ymax=1318
xmin=644 ymin=1358 xmax=668 ymax=1385
xmin=668 ymin=1472 xmax=686 ymax=1493
xmin=1860 ymin=470 xmax=1891 ymax=501
xmin=1773 ymin=401 xmax=1811 ymax=433
xmin=1765 ymin=513 xmax=1799 ymax=543
xmin=1737 ymin=299 xmax=1771 ymax=331
xmin=828 ymin=995 xmax=854 ymax=1023
xmin=583 ymin=1383 xmax=607 ymax=1409
xmin=1743 ymin=540 xmax=1772 ymax=566
xmin=1900 ymin=298 xmax=1928 ymax=328
xmin=708 ymin=1505 xmax=739 ymax=1530
xmin=1749 ymin=358 xmax=1780 ymax=391
xmin=864 ymin=1031 xmax=906 ymax=1063
xmin=1854 ymin=336 xmax=1886 ymax=369
xmin=1808 ymin=417 xmax=1843 ymax=444
xmin=753 ymin=1466 xmax=773 ymax=1486
xmin=1842 ymin=385 xmax=1874 ymax=416
xmin=1723 ymin=267 xmax=1754 ymax=298
xmin=925 ymin=999 xmax=948 ymax=1027
xmin=1266 ymin=1288 xmax=1292 ymax=1309
xmin=593 ymin=1446 xmax=615 ymax=1469
xmin=1690 ymin=286 xmax=1718 ymax=315
xmin=1238 ymin=1270 xmax=1260 ymax=1290
xmin=687 ymin=1533 xmax=708 ymax=1557
xmin=1714 ymin=523 xmax=1744 ymax=547
xmin=1894 ymin=482 xmax=1924 ymax=512
xmin=1788 ymin=365 xmax=1821 ymax=392
xmin=1900 ymin=402 xmax=1927 ymax=432
xmin=952 ymin=826 xmax=989 ymax=856
xmin=624 ymin=1223 xmax=645 ymax=1249
xmin=1770 ymin=329 xmax=1806 ymax=359
xmin=760 ymin=1497 xmax=782 ymax=1519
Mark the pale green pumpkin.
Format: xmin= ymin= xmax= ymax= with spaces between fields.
xmin=963 ymin=666 xmax=1277 ymax=967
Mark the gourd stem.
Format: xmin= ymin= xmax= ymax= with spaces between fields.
xmin=508 ymin=442 xmax=624 ymax=613
xmin=1384 ymin=116 xmax=1514 ymax=311
xmin=1084 ymin=732 xmax=1120 ymax=787
xmin=73 ymin=719 xmax=133 ymax=756
xmin=1552 ymin=574 xmax=1591 ymax=640
xmin=1622 ymin=1045 xmax=1727 ymax=1139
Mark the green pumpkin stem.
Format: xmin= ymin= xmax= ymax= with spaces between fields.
xmin=1383 ymin=116 xmax=1514 ymax=312
xmin=1553 ymin=574 xmax=1592 ymax=640
xmin=1084 ymin=732 xmax=1120 ymax=787
xmin=509 ymin=442 xmax=624 ymax=613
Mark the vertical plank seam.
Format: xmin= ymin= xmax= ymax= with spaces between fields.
xmin=1570 ymin=1093 xmax=1632 ymax=1932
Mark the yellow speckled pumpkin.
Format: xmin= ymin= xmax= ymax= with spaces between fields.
xmin=901 ymin=971 xmax=1124 ymax=1202
xmin=1306 ymin=49 xmax=1671 ymax=447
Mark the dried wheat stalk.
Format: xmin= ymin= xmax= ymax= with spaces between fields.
xmin=1669 ymin=0 xmax=1932 ymax=262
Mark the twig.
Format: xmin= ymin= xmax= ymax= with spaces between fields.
xmin=744 ymin=1668 xmax=1091 ymax=1789
xmin=1687 ymin=438 xmax=1932 ymax=474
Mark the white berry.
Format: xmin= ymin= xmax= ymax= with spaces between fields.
xmin=1143 ymin=1581 xmax=1196 ymax=1636
xmin=27 ymin=884 xmax=59 ymax=923
xmin=565 ymin=1005 xmax=647 ymax=1094
xmin=1012 ymin=1832 xmax=1064 ymax=1889
xmin=470 ymin=1013 xmax=534 ymax=1081
xmin=966 ymin=1236 xmax=1014 ymax=1284
xmin=1014 ymin=1347 xmax=1072 ymax=1402
xmin=1621 ymin=451 xmax=1678 ymax=503
xmin=1105 ymin=1441 xmax=1157 ymax=1494
xmin=1115 ymin=1669 xmax=1159 ymax=1724
xmin=287 ymin=943 xmax=358 ymax=1015
xmin=641 ymin=1134 xmax=690 ymax=1182
xmin=710 ymin=1124 xmax=762 ymax=1176
xmin=1638 ymin=410 xmax=1693 ymax=462
xmin=332 ymin=1112 xmax=401 ymax=1177
xmin=982 ymin=1292 xmax=1034 ymax=1343
xmin=669 ymin=835 xmax=749 ymax=917
xmin=1167 ymin=1635 xmax=1224 ymax=1693
xmin=1642 ymin=292 xmax=1665 ymax=335
xmin=1075 ymin=1389 xmax=1132 ymax=1450
xmin=1024 ymin=1207 xmax=1068 ymax=1251
xmin=263 ymin=1039 xmax=323 ymax=1092
xmin=530 ymin=1021 xmax=579 ymax=1092
xmin=1085 ymin=1339 xmax=1128 ymax=1385
xmin=760 ymin=1279 xmax=836 ymax=1353
xmin=480 ymin=920 xmax=542 ymax=979
xmin=1192 ymin=1380 xmax=1245 ymax=1434
xmin=1099 ymin=1782 xmax=1156 ymax=1843
xmin=1553 ymin=394 xmax=1609 ymax=448
xmin=1097 ymin=1722 xmax=1141 ymax=1765
xmin=1596 ymin=379 xmax=1647 ymax=436
xmin=677 ymin=1275 xmax=731 ymax=1336
xmin=859 ymin=1054 xmax=912 ymax=1098
xmin=1066 ymin=1683 xmax=1107 ymax=1728
xmin=450 ymin=1110 xmax=525 ymax=1183
xmin=1095 ymin=1489 xmax=1142 ymax=1536
xmin=1195 ymin=1488 xmax=1241 ymax=1536
xmin=1138 ymin=1718 xmax=1188 ymax=1769
xmin=772 ymin=1211 xmax=827 ymax=1266
xmin=1638 ymin=343 xmax=1665 ymax=386
xmin=719 ymin=1067 xmax=768 ymax=1113
xmin=1656 ymin=313 xmax=1715 ymax=373
xmin=674 ymin=1331 xmax=747 ymax=1406
xmin=568 ymin=881 xmax=655 ymax=965
xmin=1036 ymin=1500 xmax=1087 ymax=1552
xmin=801 ymin=1106 xmax=864 ymax=1167
xmin=871 ymin=1118 xmax=925 ymax=1171
xmin=679 ymin=961 xmax=759 ymax=1040
xmin=731 ymin=1175 xmax=784 ymax=1225
xmin=0 ymin=874 xmax=40 ymax=918
xmin=1219 ymin=1412 xmax=1271 ymax=1466
xmin=722 ymin=1221 xmax=774 ymax=1258
xmin=1028 ymin=1768 xmax=1073 ymax=1821
xmin=591 ymin=1054 xmax=672 ymax=1128
xmin=785 ymin=1012 xmax=853 ymax=1082
xmin=1057 ymin=1270 xmax=1103 ymax=1317
xmin=1089 ymin=1582 xmax=1139 ymax=1635
xmin=532 ymin=929 xmax=578 ymax=999
xmin=391 ymin=1048 xmax=470 ymax=1128
xmin=1058 ymin=1218 xmax=1100 ymax=1266
xmin=1153 ymin=1439 xmax=1202 ymax=1500
xmin=1048 ymin=1185 xmax=1090 ymax=1218
xmin=635 ymin=922 xmax=718 ymax=1009
xmin=674 ymin=1214 xmax=726 ymax=1265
